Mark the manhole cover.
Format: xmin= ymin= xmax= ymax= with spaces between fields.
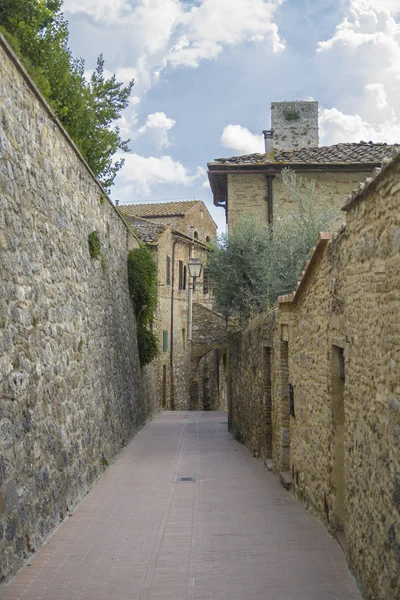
xmin=176 ymin=477 xmax=196 ymax=482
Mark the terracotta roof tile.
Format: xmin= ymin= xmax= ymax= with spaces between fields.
xmin=120 ymin=200 xmax=198 ymax=218
xmin=209 ymin=142 xmax=399 ymax=167
xmin=123 ymin=216 xmax=167 ymax=243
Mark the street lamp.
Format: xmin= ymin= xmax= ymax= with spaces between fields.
xmin=187 ymin=257 xmax=203 ymax=343
xmin=188 ymin=257 xmax=202 ymax=282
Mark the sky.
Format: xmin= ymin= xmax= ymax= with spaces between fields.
xmin=62 ymin=0 xmax=400 ymax=232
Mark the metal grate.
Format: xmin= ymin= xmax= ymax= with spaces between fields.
xmin=176 ymin=477 xmax=196 ymax=482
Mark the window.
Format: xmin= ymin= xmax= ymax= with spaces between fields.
xmin=182 ymin=328 xmax=186 ymax=350
xmin=194 ymin=231 xmax=198 ymax=239
xmin=203 ymin=268 xmax=210 ymax=294
xmin=183 ymin=266 xmax=187 ymax=290
xmin=166 ymin=256 xmax=171 ymax=286
xmin=206 ymin=236 xmax=210 ymax=243
xmin=178 ymin=260 xmax=185 ymax=290
xmin=163 ymin=330 xmax=168 ymax=352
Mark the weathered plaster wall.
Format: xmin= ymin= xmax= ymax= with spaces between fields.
xmin=227 ymin=154 xmax=400 ymax=600
xmin=0 ymin=38 xmax=156 ymax=582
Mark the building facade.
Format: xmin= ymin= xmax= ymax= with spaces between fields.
xmin=208 ymin=101 xmax=398 ymax=230
xmin=120 ymin=202 xmax=223 ymax=411
xmin=227 ymin=151 xmax=400 ymax=600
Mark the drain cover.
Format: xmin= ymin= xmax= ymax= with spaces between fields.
xmin=176 ymin=477 xmax=196 ymax=482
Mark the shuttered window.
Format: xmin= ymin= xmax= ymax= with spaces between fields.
xmin=163 ymin=330 xmax=168 ymax=352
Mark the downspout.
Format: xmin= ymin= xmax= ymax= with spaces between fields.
xmin=262 ymin=129 xmax=275 ymax=224
xmin=169 ymin=239 xmax=177 ymax=410
xmin=266 ymin=174 xmax=275 ymax=224
xmin=187 ymin=227 xmax=195 ymax=343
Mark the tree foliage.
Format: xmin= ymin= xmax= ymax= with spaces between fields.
xmin=207 ymin=169 xmax=336 ymax=320
xmin=127 ymin=246 xmax=159 ymax=366
xmin=0 ymin=0 xmax=133 ymax=190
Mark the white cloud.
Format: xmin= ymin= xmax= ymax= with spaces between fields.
xmin=118 ymin=154 xmax=205 ymax=193
xmin=65 ymin=0 xmax=285 ymax=93
xmin=221 ymin=125 xmax=264 ymax=154
xmin=138 ymin=112 xmax=177 ymax=148
xmin=319 ymin=106 xmax=400 ymax=145
xmin=316 ymin=0 xmax=400 ymax=144
xmin=165 ymin=0 xmax=285 ymax=68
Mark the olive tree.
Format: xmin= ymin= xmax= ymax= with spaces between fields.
xmin=207 ymin=169 xmax=336 ymax=320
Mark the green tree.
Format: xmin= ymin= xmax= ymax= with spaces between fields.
xmin=0 ymin=0 xmax=133 ymax=189
xmin=207 ymin=169 xmax=336 ymax=320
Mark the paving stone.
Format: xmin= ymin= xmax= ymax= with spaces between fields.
xmin=0 ymin=412 xmax=363 ymax=600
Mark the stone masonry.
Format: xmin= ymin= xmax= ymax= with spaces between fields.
xmin=0 ymin=35 xmax=157 ymax=582
xmin=227 ymin=151 xmax=400 ymax=600
xmin=271 ymin=100 xmax=319 ymax=152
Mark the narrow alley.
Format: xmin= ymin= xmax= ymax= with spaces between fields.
xmin=0 ymin=412 xmax=362 ymax=600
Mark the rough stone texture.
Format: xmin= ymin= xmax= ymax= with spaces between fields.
xmin=121 ymin=200 xmax=217 ymax=243
xmin=227 ymin=173 xmax=268 ymax=231
xmin=142 ymin=226 xmax=215 ymax=411
xmin=271 ymin=101 xmax=319 ymax=151
xmin=227 ymin=170 xmax=375 ymax=231
xmin=190 ymin=303 xmax=228 ymax=411
xmin=228 ymin=313 xmax=276 ymax=458
xmin=0 ymin=37 xmax=157 ymax=582
xmin=227 ymin=153 xmax=400 ymax=600
xmin=195 ymin=349 xmax=228 ymax=412
xmin=273 ymin=170 xmax=373 ymax=227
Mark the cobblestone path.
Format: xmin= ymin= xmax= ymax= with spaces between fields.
xmin=0 ymin=411 xmax=363 ymax=600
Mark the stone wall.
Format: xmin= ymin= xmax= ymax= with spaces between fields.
xmin=190 ymin=303 xmax=228 ymax=411
xmin=0 ymin=36 xmax=157 ymax=582
xmin=195 ymin=349 xmax=228 ymax=412
xmin=227 ymin=152 xmax=400 ymax=600
xmin=228 ymin=313 xmax=275 ymax=456
xmin=227 ymin=169 xmax=375 ymax=231
xmin=271 ymin=101 xmax=318 ymax=152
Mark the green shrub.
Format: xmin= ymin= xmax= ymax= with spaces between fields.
xmin=127 ymin=245 xmax=159 ymax=366
xmin=88 ymin=231 xmax=101 ymax=260
xmin=137 ymin=323 xmax=159 ymax=366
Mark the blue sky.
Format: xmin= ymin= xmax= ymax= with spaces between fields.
xmin=62 ymin=0 xmax=400 ymax=231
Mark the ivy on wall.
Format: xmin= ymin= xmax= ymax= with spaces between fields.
xmin=127 ymin=245 xmax=158 ymax=366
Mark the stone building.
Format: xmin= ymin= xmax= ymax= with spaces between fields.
xmin=120 ymin=202 xmax=227 ymax=411
xmin=227 ymin=150 xmax=400 ymax=600
xmin=208 ymin=100 xmax=398 ymax=230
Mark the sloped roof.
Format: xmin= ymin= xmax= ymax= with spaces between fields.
xmin=209 ymin=142 xmax=399 ymax=167
xmin=124 ymin=215 xmax=168 ymax=243
xmin=120 ymin=200 xmax=198 ymax=219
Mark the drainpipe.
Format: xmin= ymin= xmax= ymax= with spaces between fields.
xmin=266 ymin=174 xmax=275 ymax=224
xmin=187 ymin=227 xmax=194 ymax=343
xmin=169 ymin=239 xmax=177 ymax=410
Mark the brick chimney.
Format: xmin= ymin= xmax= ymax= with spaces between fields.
xmin=271 ymin=101 xmax=318 ymax=152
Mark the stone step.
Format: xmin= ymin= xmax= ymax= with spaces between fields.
xmin=279 ymin=471 xmax=292 ymax=490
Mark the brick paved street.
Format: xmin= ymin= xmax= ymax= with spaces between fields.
xmin=0 ymin=412 xmax=363 ymax=600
